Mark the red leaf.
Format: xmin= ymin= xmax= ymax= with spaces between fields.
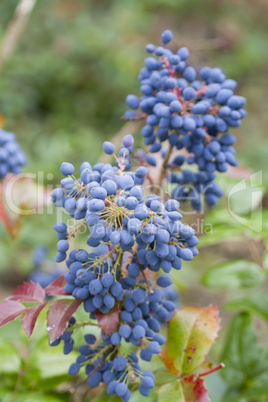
xmin=0 ymin=300 xmax=26 ymax=326
xmin=45 ymin=275 xmax=67 ymax=296
xmin=47 ymin=299 xmax=82 ymax=343
xmin=22 ymin=302 xmax=48 ymax=338
xmin=181 ymin=375 xmax=210 ymax=402
xmin=0 ymin=183 xmax=22 ymax=238
xmin=0 ymin=174 xmax=51 ymax=238
xmin=7 ymin=281 xmax=46 ymax=303
xmin=95 ymin=305 xmax=120 ymax=335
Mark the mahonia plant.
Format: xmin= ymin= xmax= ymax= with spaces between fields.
xmin=124 ymin=29 xmax=246 ymax=210
xmin=0 ymin=29 xmax=245 ymax=401
xmin=50 ymin=132 xmax=198 ymax=400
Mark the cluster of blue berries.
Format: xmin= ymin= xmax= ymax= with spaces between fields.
xmin=125 ymin=29 xmax=246 ymax=210
xmin=51 ymin=316 xmax=76 ymax=354
xmin=0 ymin=129 xmax=27 ymax=179
xmin=51 ymin=132 xmax=198 ymax=399
xmin=68 ymin=333 xmax=156 ymax=400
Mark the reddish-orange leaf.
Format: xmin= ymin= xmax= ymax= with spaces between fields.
xmin=0 ymin=174 xmax=51 ymax=238
xmin=7 ymin=281 xmax=46 ymax=303
xmin=95 ymin=305 xmax=120 ymax=335
xmin=0 ymin=184 xmax=22 ymax=238
xmin=22 ymin=302 xmax=48 ymax=338
xmin=45 ymin=275 xmax=67 ymax=296
xmin=158 ymin=375 xmax=210 ymax=402
xmin=47 ymin=299 xmax=82 ymax=343
xmin=0 ymin=300 xmax=26 ymax=326
xmin=160 ymin=306 xmax=220 ymax=376
xmin=181 ymin=375 xmax=210 ymax=402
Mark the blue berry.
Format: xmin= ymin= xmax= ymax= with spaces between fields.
xmin=103 ymin=141 xmax=115 ymax=155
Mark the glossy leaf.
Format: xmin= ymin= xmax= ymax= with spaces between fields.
xmin=224 ymin=294 xmax=268 ymax=322
xmin=45 ymin=275 xmax=67 ymax=296
xmin=46 ymin=299 xmax=82 ymax=343
xmin=221 ymin=313 xmax=259 ymax=385
xmin=22 ymin=303 xmax=48 ymax=338
xmin=95 ymin=304 xmax=120 ymax=335
xmin=201 ymin=260 xmax=264 ymax=289
xmin=7 ymin=281 xmax=46 ymax=303
xmin=160 ymin=306 xmax=220 ymax=376
xmin=0 ymin=300 xmax=26 ymax=326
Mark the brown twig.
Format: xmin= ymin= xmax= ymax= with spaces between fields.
xmin=152 ymin=144 xmax=173 ymax=196
xmin=0 ymin=0 xmax=37 ymax=72
xmin=132 ymin=252 xmax=152 ymax=293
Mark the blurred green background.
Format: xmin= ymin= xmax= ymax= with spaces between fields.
xmin=0 ymin=0 xmax=267 ymax=401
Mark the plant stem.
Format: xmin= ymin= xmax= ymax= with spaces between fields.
xmin=198 ymin=363 xmax=225 ymax=377
xmin=0 ymin=0 xmax=37 ymax=72
xmin=153 ymin=144 xmax=173 ymax=196
xmin=132 ymin=252 xmax=152 ymax=293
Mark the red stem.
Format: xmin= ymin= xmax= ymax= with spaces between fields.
xmin=198 ymin=363 xmax=225 ymax=378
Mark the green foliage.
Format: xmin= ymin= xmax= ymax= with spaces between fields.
xmin=220 ymin=313 xmax=268 ymax=401
xmin=0 ymin=312 xmax=77 ymax=400
xmin=224 ymin=295 xmax=268 ymax=322
xmin=201 ymin=260 xmax=265 ymax=289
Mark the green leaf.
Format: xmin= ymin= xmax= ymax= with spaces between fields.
xmin=160 ymin=306 xmax=220 ymax=376
xmin=220 ymin=312 xmax=268 ymax=400
xmin=221 ymin=313 xmax=259 ymax=383
xmin=157 ymin=376 xmax=210 ymax=402
xmin=224 ymin=294 xmax=268 ymax=322
xmin=27 ymin=340 xmax=78 ymax=380
xmin=201 ymin=260 xmax=264 ymax=289
xmin=0 ymin=340 xmax=21 ymax=374
xmin=157 ymin=381 xmax=184 ymax=401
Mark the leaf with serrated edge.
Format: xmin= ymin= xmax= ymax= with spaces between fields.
xmin=45 ymin=275 xmax=67 ymax=296
xmin=160 ymin=306 xmax=220 ymax=375
xmin=22 ymin=303 xmax=48 ymax=338
xmin=7 ymin=281 xmax=45 ymax=303
xmin=158 ymin=376 xmax=210 ymax=402
xmin=0 ymin=300 xmax=26 ymax=326
xmin=47 ymin=299 xmax=82 ymax=343
xmin=181 ymin=375 xmax=210 ymax=402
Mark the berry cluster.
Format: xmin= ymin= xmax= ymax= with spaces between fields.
xmin=125 ymin=29 xmax=246 ymax=209
xmin=51 ymin=317 xmax=76 ymax=354
xmin=51 ymin=133 xmax=198 ymax=400
xmin=68 ymin=334 xmax=156 ymax=400
xmin=0 ymin=129 xmax=27 ymax=179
